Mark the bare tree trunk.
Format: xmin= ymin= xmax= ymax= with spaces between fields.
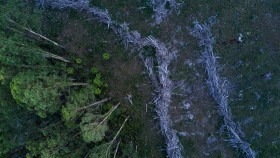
xmin=8 ymin=18 xmax=65 ymax=48
xmin=77 ymin=98 xmax=111 ymax=111
xmin=113 ymin=140 xmax=121 ymax=158
xmin=148 ymin=0 xmax=182 ymax=24
xmin=40 ymin=50 xmax=72 ymax=63
xmin=67 ymin=82 xmax=89 ymax=86
xmin=110 ymin=116 xmax=130 ymax=145
xmin=189 ymin=18 xmax=256 ymax=158
xmin=0 ymin=35 xmax=71 ymax=63
xmin=37 ymin=1 xmax=183 ymax=157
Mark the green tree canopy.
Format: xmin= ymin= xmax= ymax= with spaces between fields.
xmin=61 ymin=86 xmax=96 ymax=126
xmin=10 ymin=70 xmax=73 ymax=118
xmin=80 ymin=113 xmax=109 ymax=143
xmin=26 ymin=124 xmax=84 ymax=158
xmin=0 ymin=34 xmax=47 ymax=67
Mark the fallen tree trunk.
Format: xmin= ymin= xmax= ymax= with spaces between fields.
xmin=38 ymin=1 xmax=183 ymax=157
xmin=189 ymin=18 xmax=256 ymax=158
xmin=8 ymin=18 xmax=65 ymax=48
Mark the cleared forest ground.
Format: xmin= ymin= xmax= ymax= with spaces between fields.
xmin=40 ymin=0 xmax=280 ymax=157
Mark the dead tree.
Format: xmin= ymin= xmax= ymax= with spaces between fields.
xmin=148 ymin=0 xmax=182 ymax=24
xmin=38 ymin=1 xmax=183 ymax=157
xmin=141 ymin=36 xmax=182 ymax=158
xmin=189 ymin=18 xmax=256 ymax=158
xmin=8 ymin=18 xmax=65 ymax=48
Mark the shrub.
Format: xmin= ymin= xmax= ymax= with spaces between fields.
xmin=102 ymin=53 xmax=110 ymax=60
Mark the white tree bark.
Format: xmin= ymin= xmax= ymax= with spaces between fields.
xmin=189 ymin=18 xmax=256 ymax=158
xmin=148 ymin=0 xmax=182 ymax=24
xmin=38 ymin=1 xmax=183 ymax=157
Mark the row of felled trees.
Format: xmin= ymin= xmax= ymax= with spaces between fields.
xmin=38 ymin=0 xmax=184 ymax=157
xmin=0 ymin=1 xmax=127 ymax=157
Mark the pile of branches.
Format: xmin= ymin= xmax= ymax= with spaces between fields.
xmin=189 ymin=18 xmax=256 ymax=158
xmin=148 ymin=0 xmax=182 ymax=24
xmin=38 ymin=0 xmax=183 ymax=157
xmin=141 ymin=36 xmax=183 ymax=158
